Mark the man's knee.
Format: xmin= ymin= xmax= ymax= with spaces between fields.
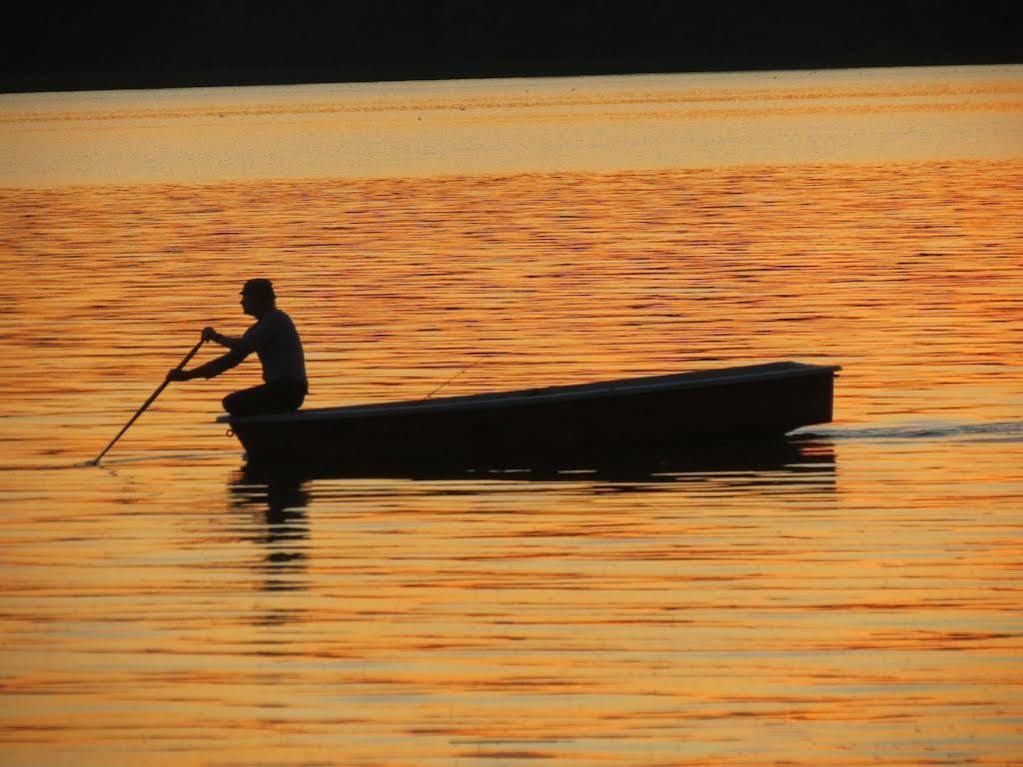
xmin=222 ymin=391 xmax=242 ymax=415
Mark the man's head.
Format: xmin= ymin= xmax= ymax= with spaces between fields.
xmin=240 ymin=278 xmax=276 ymax=317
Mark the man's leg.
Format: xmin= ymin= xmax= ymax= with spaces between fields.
xmin=223 ymin=381 xmax=306 ymax=416
xmin=223 ymin=384 xmax=278 ymax=416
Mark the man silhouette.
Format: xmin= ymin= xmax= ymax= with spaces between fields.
xmin=167 ymin=278 xmax=307 ymax=416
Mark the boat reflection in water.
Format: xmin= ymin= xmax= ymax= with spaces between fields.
xmin=232 ymin=433 xmax=838 ymax=601
xmin=233 ymin=435 xmax=836 ymax=490
xmin=225 ymin=436 xmax=836 ymax=632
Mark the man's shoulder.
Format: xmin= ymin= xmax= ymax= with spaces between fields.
xmin=247 ymin=309 xmax=295 ymax=333
xmin=272 ymin=309 xmax=298 ymax=329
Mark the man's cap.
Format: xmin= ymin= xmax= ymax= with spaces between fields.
xmin=241 ymin=278 xmax=276 ymax=299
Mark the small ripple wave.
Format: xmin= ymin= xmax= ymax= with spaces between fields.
xmin=799 ymin=420 xmax=1023 ymax=442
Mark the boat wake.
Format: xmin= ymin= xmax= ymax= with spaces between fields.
xmin=796 ymin=420 xmax=1023 ymax=443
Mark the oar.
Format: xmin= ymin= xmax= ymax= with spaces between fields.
xmin=89 ymin=339 xmax=205 ymax=465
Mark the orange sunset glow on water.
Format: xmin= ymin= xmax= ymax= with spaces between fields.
xmin=1 ymin=66 xmax=1022 ymax=765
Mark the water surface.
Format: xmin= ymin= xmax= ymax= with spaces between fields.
xmin=1 ymin=66 xmax=1022 ymax=765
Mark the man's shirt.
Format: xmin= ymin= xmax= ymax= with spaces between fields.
xmin=195 ymin=309 xmax=307 ymax=384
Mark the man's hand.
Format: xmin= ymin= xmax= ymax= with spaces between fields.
xmin=166 ymin=368 xmax=192 ymax=382
xmin=201 ymin=326 xmax=218 ymax=342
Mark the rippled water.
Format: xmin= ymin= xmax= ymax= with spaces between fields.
xmin=1 ymin=69 xmax=1022 ymax=765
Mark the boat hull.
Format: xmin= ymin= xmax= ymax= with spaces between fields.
xmin=219 ymin=362 xmax=839 ymax=467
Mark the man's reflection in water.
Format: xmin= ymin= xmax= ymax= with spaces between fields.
xmin=228 ymin=464 xmax=311 ymax=595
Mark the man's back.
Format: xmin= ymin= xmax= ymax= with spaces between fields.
xmin=243 ymin=308 xmax=306 ymax=384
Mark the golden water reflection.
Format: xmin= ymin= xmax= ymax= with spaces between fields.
xmin=2 ymin=436 xmax=1021 ymax=764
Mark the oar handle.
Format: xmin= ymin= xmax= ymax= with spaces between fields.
xmin=91 ymin=338 xmax=205 ymax=465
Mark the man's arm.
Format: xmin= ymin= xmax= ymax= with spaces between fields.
xmin=203 ymin=326 xmax=244 ymax=350
xmin=190 ymin=349 xmax=247 ymax=379
xmin=204 ymin=320 xmax=274 ymax=355
xmin=169 ymin=320 xmax=273 ymax=382
xmin=167 ymin=349 xmax=246 ymax=381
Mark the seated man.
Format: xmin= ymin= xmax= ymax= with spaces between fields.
xmin=167 ymin=278 xmax=307 ymax=416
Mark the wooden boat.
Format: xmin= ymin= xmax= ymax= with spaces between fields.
xmin=218 ymin=361 xmax=840 ymax=467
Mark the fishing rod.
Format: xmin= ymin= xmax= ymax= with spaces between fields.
xmin=424 ymin=358 xmax=483 ymax=400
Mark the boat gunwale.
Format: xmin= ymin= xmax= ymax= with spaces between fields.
xmin=217 ymin=361 xmax=841 ymax=425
